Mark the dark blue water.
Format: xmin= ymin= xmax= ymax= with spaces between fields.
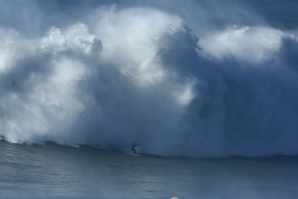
xmin=1 ymin=141 xmax=298 ymax=199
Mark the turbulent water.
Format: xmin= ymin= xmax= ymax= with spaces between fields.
xmin=0 ymin=0 xmax=298 ymax=158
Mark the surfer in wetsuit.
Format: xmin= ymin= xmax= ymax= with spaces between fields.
xmin=131 ymin=142 xmax=139 ymax=155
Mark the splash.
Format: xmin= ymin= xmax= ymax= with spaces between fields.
xmin=0 ymin=2 xmax=298 ymax=158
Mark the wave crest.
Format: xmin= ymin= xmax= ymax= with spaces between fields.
xmin=0 ymin=6 xmax=298 ymax=158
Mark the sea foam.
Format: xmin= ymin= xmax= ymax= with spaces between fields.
xmin=0 ymin=3 xmax=298 ymax=158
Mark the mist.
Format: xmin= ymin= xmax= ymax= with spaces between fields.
xmin=0 ymin=0 xmax=297 ymax=158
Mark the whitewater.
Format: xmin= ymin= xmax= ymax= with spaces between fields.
xmin=0 ymin=0 xmax=298 ymax=158
xmin=1 ymin=1 xmax=298 ymax=199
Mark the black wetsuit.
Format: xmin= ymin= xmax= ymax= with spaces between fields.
xmin=131 ymin=143 xmax=138 ymax=155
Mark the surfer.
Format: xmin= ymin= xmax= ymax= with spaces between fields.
xmin=131 ymin=142 xmax=139 ymax=155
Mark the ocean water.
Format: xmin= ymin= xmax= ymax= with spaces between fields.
xmin=0 ymin=0 xmax=298 ymax=198
xmin=1 ymin=141 xmax=298 ymax=199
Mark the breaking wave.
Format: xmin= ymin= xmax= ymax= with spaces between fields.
xmin=0 ymin=1 xmax=298 ymax=158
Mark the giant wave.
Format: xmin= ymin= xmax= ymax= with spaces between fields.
xmin=0 ymin=1 xmax=298 ymax=158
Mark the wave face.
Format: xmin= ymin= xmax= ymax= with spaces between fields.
xmin=0 ymin=0 xmax=298 ymax=158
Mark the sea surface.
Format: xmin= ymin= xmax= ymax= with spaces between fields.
xmin=1 ymin=141 xmax=298 ymax=199
xmin=0 ymin=0 xmax=298 ymax=198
